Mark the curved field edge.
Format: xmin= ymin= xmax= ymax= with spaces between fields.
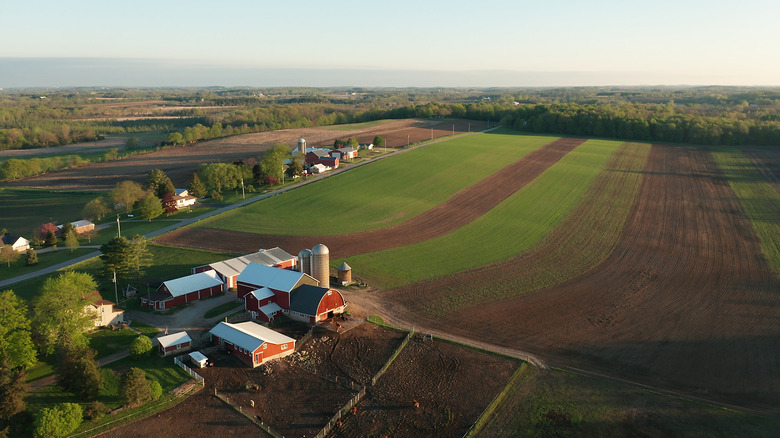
xmin=343 ymin=139 xmax=627 ymax=289
xmin=191 ymin=130 xmax=556 ymax=236
xmin=473 ymin=366 xmax=780 ymax=437
xmin=397 ymin=142 xmax=650 ymax=317
xmin=712 ymin=148 xmax=780 ymax=278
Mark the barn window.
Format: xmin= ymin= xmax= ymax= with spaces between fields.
xmin=281 ymin=344 xmax=288 ymax=350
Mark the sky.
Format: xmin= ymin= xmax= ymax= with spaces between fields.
xmin=1 ymin=0 xmax=779 ymax=88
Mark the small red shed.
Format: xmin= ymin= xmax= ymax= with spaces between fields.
xmin=157 ymin=331 xmax=192 ymax=356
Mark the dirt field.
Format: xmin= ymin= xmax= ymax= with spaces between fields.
xmin=386 ymin=144 xmax=780 ymax=411
xmin=155 ymin=137 xmax=585 ymax=257
xmin=331 ymin=336 xmax=519 ymax=438
xmin=2 ymin=119 xmax=487 ymax=191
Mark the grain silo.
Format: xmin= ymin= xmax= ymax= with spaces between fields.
xmin=311 ymin=244 xmax=330 ymax=286
xmin=298 ymin=248 xmax=312 ymax=276
xmin=297 ymin=138 xmax=307 ymax=156
xmin=337 ymin=262 xmax=352 ymax=285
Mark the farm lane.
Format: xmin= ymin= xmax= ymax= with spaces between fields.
xmin=0 ymin=128 xmax=492 ymax=289
xmin=155 ymin=136 xmax=587 ymax=257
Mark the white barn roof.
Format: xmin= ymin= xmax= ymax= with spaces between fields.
xmin=209 ymin=321 xmax=294 ymax=352
xmin=157 ymin=331 xmax=192 ymax=348
xmin=238 ymin=263 xmax=317 ymax=292
xmin=209 ymin=248 xmax=297 ymax=278
xmin=71 ymin=219 xmax=94 ymax=228
xmin=162 ymin=271 xmax=222 ymax=297
xmin=259 ymin=302 xmax=283 ymax=317
xmin=250 ymin=287 xmax=275 ymax=301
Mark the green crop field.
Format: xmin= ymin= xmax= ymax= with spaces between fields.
xmin=473 ymin=366 xmax=780 ymax=437
xmin=0 ymin=187 xmax=101 ymax=234
xmin=418 ymin=142 xmax=651 ymax=316
xmin=195 ymin=130 xmax=558 ymax=235
xmin=344 ymin=139 xmax=623 ymax=288
xmin=320 ymin=119 xmax=391 ymax=131
xmin=712 ymin=148 xmax=780 ymax=277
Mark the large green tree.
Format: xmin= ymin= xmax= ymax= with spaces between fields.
xmin=82 ymin=197 xmax=110 ymax=221
xmin=0 ymin=353 xmax=27 ymax=436
xmin=136 ymin=192 xmax=164 ymax=222
xmin=143 ymin=169 xmax=175 ymax=198
xmin=0 ymin=290 xmax=36 ymax=369
xmin=55 ymin=345 xmax=102 ymax=401
xmin=187 ymin=172 xmax=207 ymax=198
xmin=110 ymin=180 xmax=145 ymax=213
xmin=198 ymin=162 xmax=240 ymax=193
xmin=373 ymin=135 xmax=385 ymax=147
xmin=120 ymin=367 xmax=154 ymax=405
xmin=99 ymin=235 xmax=151 ymax=280
xmin=259 ymin=144 xmax=290 ymax=182
xmin=130 ymin=336 xmax=153 ymax=359
xmin=33 ymin=272 xmax=97 ymax=355
xmin=0 ymin=245 xmax=18 ymax=268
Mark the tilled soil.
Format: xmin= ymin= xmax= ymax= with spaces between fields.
xmin=155 ymin=137 xmax=586 ymax=257
xmin=3 ymin=119 xmax=486 ymax=190
xmin=330 ymin=336 xmax=519 ymax=438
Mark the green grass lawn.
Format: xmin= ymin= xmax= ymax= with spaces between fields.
xmin=474 ymin=366 xmax=780 ymax=437
xmin=712 ymin=148 xmax=780 ymax=277
xmin=88 ymin=327 xmax=142 ymax=358
xmin=344 ymin=139 xmax=623 ymax=288
xmin=0 ymin=187 xmax=101 ymax=234
xmin=0 ymin=247 xmax=95 ymax=281
xmin=195 ymin=130 xmax=558 ymax=236
xmin=203 ymin=300 xmax=243 ymax=318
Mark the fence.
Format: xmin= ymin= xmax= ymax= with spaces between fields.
xmin=370 ymin=329 xmax=414 ymax=386
xmin=313 ymin=386 xmax=367 ymax=438
xmin=214 ymin=392 xmax=283 ymax=438
xmin=173 ymin=355 xmax=205 ymax=386
xmin=295 ymin=326 xmax=315 ymax=351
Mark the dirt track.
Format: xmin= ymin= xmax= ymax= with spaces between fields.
xmin=3 ymin=119 xmax=486 ymax=191
xmin=388 ymin=144 xmax=780 ymax=411
xmin=155 ymin=137 xmax=586 ymax=256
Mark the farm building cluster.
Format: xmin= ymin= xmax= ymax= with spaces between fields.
xmin=292 ymin=137 xmax=368 ymax=175
xmin=141 ymin=244 xmax=349 ymax=325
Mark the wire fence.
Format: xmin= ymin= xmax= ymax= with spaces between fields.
xmin=214 ymin=392 xmax=283 ymax=438
xmin=313 ymin=386 xmax=367 ymax=438
xmin=371 ymin=329 xmax=414 ymax=386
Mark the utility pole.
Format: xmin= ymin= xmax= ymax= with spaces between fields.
xmin=431 ymin=128 xmax=433 ymax=140
xmin=240 ymin=177 xmax=245 ymax=199
xmin=116 ymin=215 xmax=121 ymax=238
xmin=407 ymin=135 xmax=409 ymax=147
xmin=112 ymin=271 xmax=119 ymax=304
xmin=452 ymin=124 xmax=455 ymax=136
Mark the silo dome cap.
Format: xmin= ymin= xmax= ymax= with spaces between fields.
xmin=311 ymin=244 xmax=329 ymax=255
xmin=338 ymin=262 xmax=351 ymax=271
xmin=298 ymin=248 xmax=312 ymax=256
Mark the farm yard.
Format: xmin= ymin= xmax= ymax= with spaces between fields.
xmin=97 ymin=322 xmax=519 ymax=438
xmin=2 ymin=119 xmax=486 ymax=191
xmin=155 ymin=129 xmax=780 ymax=419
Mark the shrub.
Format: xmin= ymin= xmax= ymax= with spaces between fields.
xmin=210 ymin=190 xmax=223 ymax=201
xmin=84 ymin=401 xmax=108 ymax=422
xmin=33 ymin=403 xmax=83 ymax=438
xmin=120 ymin=368 xmax=152 ymax=406
xmin=149 ymin=379 xmax=163 ymax=400
xmin=129 ymin=336 xmax=153 ymax=359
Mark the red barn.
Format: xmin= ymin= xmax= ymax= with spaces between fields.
xmin=193 ymin=248 xmax=297 ymax=291
xmin=209 ymin=321 xmax=295 ymax=368
xmin=288 ymin=285 xmax=347 ymax=324
xmin=236 ymin=263 xmax=318 ymax=309
xmin=142 ymin=271 xmax=223 ymax=310
xmin=157 ymin=331 xmax=192 ymax=356
xmin=244 ymin=286 xmax=283 ymax=322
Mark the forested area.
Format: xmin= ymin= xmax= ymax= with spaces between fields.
xmin=1 ymin=86 xmax=778 ymax=153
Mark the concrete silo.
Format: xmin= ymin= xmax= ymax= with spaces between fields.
xmin=311 ymin=244 xmax=330 ymax=287
xmin=297 ymin=138 xmax=307 ymax=156
xmin=298 ymin=248 xmax=312 ymax=276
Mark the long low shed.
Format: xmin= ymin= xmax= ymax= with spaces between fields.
xmin=209 ymin=321 xmax=295 ymax=368
xmin=142 ymin=271 xmax=223 ymax=310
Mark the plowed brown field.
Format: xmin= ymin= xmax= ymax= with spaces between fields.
xmin=155 ymin=137 xmax=586 ymax=256
xmin=386 ymin=144 xmax=780 ymax=410
xmin=4 ymin=119 xmax=487 ymax=191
